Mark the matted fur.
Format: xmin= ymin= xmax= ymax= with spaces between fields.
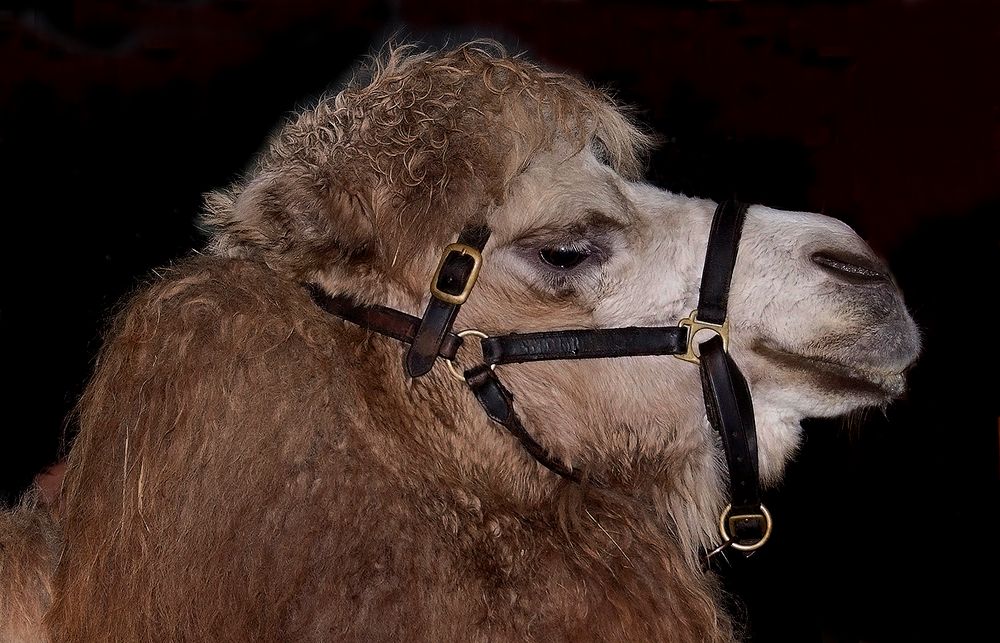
xmin=0 ymin=492 xmax=59 ymax=643
xmin=35 ymin=46 xmax=731 ymax=641
xmin=203 ymin=42 xmax=650 ymax=287
xmin=0 ymin=43 xmax=919 ymax=641
xmin=1 ymin=37 xmax=923 ymax=640
xmin=9 ymin=43 xmax=765 ymax=641
xmin=47 ymin=257 xmax=731 ymax=641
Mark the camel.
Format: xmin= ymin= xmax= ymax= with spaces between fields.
xmin=0 ymin=43 xmax=919 ymax=641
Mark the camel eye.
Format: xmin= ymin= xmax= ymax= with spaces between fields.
xmin=539 ymin=246 xmax=591 ymax=270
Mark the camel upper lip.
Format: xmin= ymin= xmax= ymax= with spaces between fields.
xmin=752 ymin=341 xmax=908 ymax=398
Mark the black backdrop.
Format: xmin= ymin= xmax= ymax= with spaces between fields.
xmin=2 ymin=1 xmax=998 ymax=641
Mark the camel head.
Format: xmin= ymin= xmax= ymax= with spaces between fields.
xmin=471 ymin=147 xmax=920 ymax=479
xmin=204 ymin=43 xmax=920 ymax=546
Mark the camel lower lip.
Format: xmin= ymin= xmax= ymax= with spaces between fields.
xmin=753 ymin=342 xmax=906 ymax=398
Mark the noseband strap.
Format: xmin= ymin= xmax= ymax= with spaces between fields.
xmin=308 ymin=199 xmax=769 ymax=554
xmin=481 ymin=327 xmax=688 ymax=365
xmin=696 ymin=200 xmax=748 ymax=325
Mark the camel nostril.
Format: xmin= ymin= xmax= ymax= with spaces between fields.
xmin=810 ymin=250 xmax=890 ymax=285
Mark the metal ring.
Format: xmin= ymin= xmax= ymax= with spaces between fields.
xmin=447 ymin=329 xmax=493 ymax=382
xmin=674 ymin=309 xmax=730 ymax=365
xmin=718 ymin=503 xmax=772 ymax=552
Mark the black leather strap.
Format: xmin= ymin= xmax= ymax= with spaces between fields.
xmin=481 ymin=327 xmax=688 ymax=365
xmin=693 ymin=200 xmax=766 ymax=550
xmin=697 ymin=200 xmax=748 ymax=325
xmin=307 ymin=286 xmax=464 ymax=361
xmin=464 ymin=364 xmax=580 ymax=482
xmin=406 ymin=225 xmax=492 ymax=377
xmin=698 ymin=335 xmax=765 ymax=545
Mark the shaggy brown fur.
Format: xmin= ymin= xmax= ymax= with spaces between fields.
xmin=5 ymin=43 xmax=739 ymax=641
xmin=0 ymin=492 xmax=59 ymax=643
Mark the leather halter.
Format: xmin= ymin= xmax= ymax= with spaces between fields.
xmin=308 ymin=200 xmax=770 ymax=553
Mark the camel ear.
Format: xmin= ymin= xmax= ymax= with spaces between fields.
xmin=203 ymin=168 xmax=375 ymax=277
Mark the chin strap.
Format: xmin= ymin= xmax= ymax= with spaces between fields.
xmin=687 ymin=200 xmax=770 ymax=554
xmin=308 ymin=200 xmax=770 ymax=554
xmin=700 ymin=335 xmax=770 ymax=554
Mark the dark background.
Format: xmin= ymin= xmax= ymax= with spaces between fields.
xmin=2 ymin=1 xmax=997 ymax=641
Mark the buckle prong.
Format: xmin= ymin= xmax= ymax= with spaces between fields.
xmin=429 ymin=243 xmax=483 ymax=305
xmin=675 ymin=309 xmax=730 ymax=364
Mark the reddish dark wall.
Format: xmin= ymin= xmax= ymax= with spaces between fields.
xmin=2 ymin=2 xmax=997 ymax=641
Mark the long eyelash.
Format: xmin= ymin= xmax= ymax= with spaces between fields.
xmin=554 ymin=241 xmax=596 ymax=254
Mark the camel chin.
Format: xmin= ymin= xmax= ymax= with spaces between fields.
xmin=749 ymin=272 xmax=920 ymax=418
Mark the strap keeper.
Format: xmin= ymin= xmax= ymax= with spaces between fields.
xmin=430 ymin=243 xmax=483 ymax=305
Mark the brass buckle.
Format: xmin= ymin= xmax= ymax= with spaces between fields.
xmin=675 ymin=309 xmax=729 ymax=364
xmin=447 ymin=329 xmax=493 ymax=382
xmin=718 ymin=503 xmax=772 ymax=552
xmin=429 ymin=243 xmax=483 ymax=305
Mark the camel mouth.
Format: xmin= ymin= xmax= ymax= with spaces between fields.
xmin=752 ymin=341 xmax=909 ymax=400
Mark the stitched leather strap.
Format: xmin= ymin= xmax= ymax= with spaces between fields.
xmin=406 ymin=225 xmax=492 ymax=377
xmin=307 ymin=286 xmax=463 ymax=361
xmin=697 ymin=200 xmax=748 ymax=325
xmin=699 ymin=332 xmax=765 ymax=546
xmin=464 ymin=364 xmax=580 ymax=482
xmin=481 ymin=327 xmax=688 ymax=365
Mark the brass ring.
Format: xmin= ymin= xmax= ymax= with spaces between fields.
xmin=674 ymin=309 xmax=730 ymax=365
xmin=447 ymin=329 xmax=493 ymax=382
xmin=718 ymin=503 xmax=772 ymax=552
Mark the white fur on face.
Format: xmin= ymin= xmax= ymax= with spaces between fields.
xmin=468 ymin=145 xmax=919 ymax=547
xmin=604 ymin=184 xmax=917 ymax=455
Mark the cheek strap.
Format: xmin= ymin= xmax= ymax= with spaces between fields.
xmin=405 ymin=225 xmax=492 ymax=377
